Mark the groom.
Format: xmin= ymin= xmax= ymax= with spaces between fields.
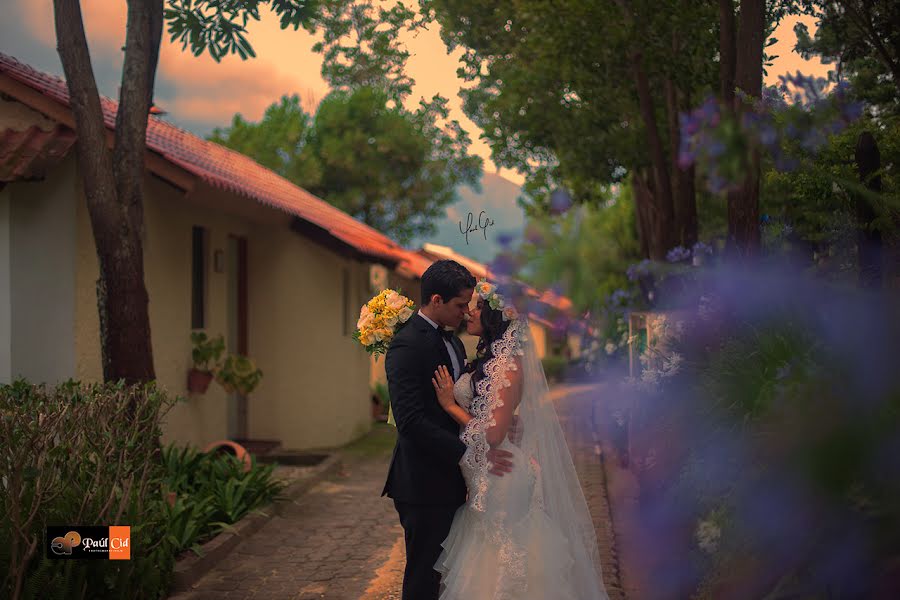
xmin=382 ymin=259 xmax=514 ymax=600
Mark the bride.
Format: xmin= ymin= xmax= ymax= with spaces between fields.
xmin=431 ymin=279 xmax=609 ymax=600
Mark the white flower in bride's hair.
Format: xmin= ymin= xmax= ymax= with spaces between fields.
xmin=399 ymin=306 xmax=414 ymax=322
xmin=475 ymin=280 xmax=495 ymax=298
xmin=502 ymin=306 xmax=518 ymax=321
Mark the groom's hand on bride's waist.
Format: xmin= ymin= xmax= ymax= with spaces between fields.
xmin=486 ymin=448 xmax=514 ymax=476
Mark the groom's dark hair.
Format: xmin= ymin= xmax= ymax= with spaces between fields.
xmin=421 ymin=260 xmax=476 ymax=305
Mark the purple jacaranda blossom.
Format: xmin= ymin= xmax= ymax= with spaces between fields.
xmin=692 ymin=241 xmax=713 ymax=256
xmin=758 ymin=122 xmax=778 ymax=147
xmin=627 ymin=259 xmax=653 ymax=281
xmin=801 ymin=129 xmax=827 ymax=152
xmin=549 ymin=188 xmax=573 ymax=215
xmin=524 ymin=298 xmax=551 ymax=321
xmin=761 ymin=85 xmax=787 ymax=110
xmin=608 ymin=288 xmax=631 ymax=306
xmin=496 ymin=232 xmax=517 ymax=248
xmin=679 ymin=112 xmax=700 ymax=137
xmin=699 ymin=96 xmax=719 ymax=124
xmin=489 ymin=251 xmax=519 ymax=279
xmin=667 ymin=246 xmax=692 ymax=263
xmin=842 ymin=101 xmax=864 ymax=122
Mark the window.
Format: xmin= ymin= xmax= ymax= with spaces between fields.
xmin=191 ymin=226 xmax=207 ymax=329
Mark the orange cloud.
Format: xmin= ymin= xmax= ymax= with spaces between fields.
xmin=20 ymin=1 xmax=126 ymax=50
xmin=156 ymin=42 xmax=326 ymax=126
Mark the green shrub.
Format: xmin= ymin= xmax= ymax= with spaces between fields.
xmin=161 ymin=444 xmax=285 ymax=556
xmin=0 ymin=379 xmax=285 ymax=600
xmin=0 ymin=379 xmax=179 ymax=600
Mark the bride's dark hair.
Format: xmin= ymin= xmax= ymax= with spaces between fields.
xmin=465 ymin=301 xmax=513 ymax=393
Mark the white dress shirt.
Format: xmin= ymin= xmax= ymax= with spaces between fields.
xmin=418 ymin=309 xmax=461 ymax=380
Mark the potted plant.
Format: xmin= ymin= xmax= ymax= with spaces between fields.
xmin=188 ymin=332 xmax=225 ymax=394
xmin=214 ymin=353 xmax=263 ymax=396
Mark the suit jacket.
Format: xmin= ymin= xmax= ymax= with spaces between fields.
xmin=381 ymin=313 xmax=468 ymax=505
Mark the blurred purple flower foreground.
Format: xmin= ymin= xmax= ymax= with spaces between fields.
xmin=589 ymin=263 xmax=900 ymax=598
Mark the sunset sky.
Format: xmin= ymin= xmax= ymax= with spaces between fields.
xmin=1 ymin=2 xmax=830 ymax=185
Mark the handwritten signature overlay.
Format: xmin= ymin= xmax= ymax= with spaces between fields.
xmin=459 ymin=211 xmax=495 ymax=244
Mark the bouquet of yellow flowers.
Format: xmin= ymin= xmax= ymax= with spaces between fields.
xmin=353 ymin=288 xmax=416 ymax=358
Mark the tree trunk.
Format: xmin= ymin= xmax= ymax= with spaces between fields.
xmin=54 ymin=0 xmax=159 ymax=386
xmin=666 ymin=72 xmax=698 ymax=249
xmin=633 ymin=174 xmax=652 ymax=259
xmin=633 ymin=172 xmax=672 ymax=260
xmin=725 ymin=0 xmax=765 ymax=260
xmin=855 ymin=131 xmax=883 ymax=288
xmin=615 ymin=0 xmax=675 ymax=257
xmin=631 ymin=50 xmax=676 ymax=256
xmin=719 ymin=0 xmax=736 ymax=106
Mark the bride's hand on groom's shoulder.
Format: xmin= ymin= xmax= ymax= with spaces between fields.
xmin=432 ymin=365 xmax=456 ymax=410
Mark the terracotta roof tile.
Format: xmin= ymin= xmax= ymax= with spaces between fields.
xmin=0 ymin=124 xmax=76 ymax=182
xmin=0 ymin=52 xmax=410 ymax=265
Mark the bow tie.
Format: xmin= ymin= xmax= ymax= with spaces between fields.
xmin=437 ymin=327 xmax=455 ymax=342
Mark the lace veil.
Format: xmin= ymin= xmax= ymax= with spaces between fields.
xmin=460 ymin=316 xmax=608 ymax=598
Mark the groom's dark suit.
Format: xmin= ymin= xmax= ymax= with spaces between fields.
xmin=382 ymin=313 xmax=468 ymax=600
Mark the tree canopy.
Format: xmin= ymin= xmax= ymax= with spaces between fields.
xmin=210 ymin=0 xmax=482 ymax=244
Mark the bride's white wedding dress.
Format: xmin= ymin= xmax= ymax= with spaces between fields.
xmin=435 ymin=318 xmax=609 ymax=600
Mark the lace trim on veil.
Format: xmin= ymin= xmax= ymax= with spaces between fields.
xmin=460 ymin=318 xmax=527 ymax=513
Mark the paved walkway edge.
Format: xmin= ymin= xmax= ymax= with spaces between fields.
xmin=591 ymin=392 xmax=644 ymax=600
xmin=597 ymin=442 xmax=628 ymax=598
xmin=169 ymin=452 xmax=344 ymax=593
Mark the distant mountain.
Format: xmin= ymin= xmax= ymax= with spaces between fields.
xmin=412 ymin=172 xmax=526 ymax=264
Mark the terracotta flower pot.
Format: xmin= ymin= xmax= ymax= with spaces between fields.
xmin=187 ymin=368 xmax=214 ymax=394
xmin=202 ymin=440 xmax=252 ymax=472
